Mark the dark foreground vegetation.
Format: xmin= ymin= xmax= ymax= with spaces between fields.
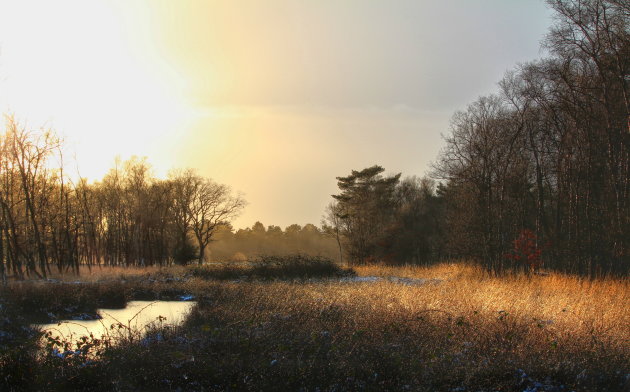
xmin=0 ymin=261 xmax=628 ymax=391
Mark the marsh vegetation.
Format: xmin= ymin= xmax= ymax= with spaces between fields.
xmin=0 ymin=260 xmax=628 ymax=391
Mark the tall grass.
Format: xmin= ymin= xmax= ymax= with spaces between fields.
xmin=1 ymin=261 xmax=627 ymax=391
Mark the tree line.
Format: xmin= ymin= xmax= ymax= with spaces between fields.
xmin=0 ymin=119 xmax=245 ymax=280
xmin=326 ymin=0 xmax=629 ymax=276
xmin=207 ymin=221 xmax=341 ymax=262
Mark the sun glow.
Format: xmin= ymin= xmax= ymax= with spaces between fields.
xmin=0 ymin=0 xmax=192 ymax=180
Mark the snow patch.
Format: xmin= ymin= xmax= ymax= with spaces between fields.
xmin=340 ymin=276 xmax=442 ymax=286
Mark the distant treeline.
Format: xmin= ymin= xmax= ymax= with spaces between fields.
xmin=208 ymin=222 xmax=341 ymax=262
xmin=0 ymin=123 xmax=245 ymax=279
xmin=325 ymin=0 xmax=629 ymax=276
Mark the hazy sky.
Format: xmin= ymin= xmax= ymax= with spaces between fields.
xmin=0 ymin=0 xmax=553 ymax=229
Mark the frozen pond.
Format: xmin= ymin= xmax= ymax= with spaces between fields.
xmin=35 ymin=300 xmax=196 ymax=344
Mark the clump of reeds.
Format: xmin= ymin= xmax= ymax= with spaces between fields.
xmin=190 ymin=254 xmax=352 ymax=281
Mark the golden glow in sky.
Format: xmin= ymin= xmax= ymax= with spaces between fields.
xmin=0 ymin=1 xmax=191 ymax=179
xmin=0 ymin=0 xmax=553 ymax=229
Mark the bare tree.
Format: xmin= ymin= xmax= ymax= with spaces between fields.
xmin=189 ymin=178 xmax=245 ymax=264
xmin=322 ymin=201 xmax=344 ymax=265
xmin=4 ymin=117 xmax=60 ymax=277
xmin=170 ymin=170 xmax=246 ymax=264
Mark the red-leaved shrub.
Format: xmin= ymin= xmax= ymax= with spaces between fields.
xmin=505 ymin=229 xmax=543 ymax=272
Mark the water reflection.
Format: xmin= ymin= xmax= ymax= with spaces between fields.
xmin=35 ymin=301 xmax=196 ymax=343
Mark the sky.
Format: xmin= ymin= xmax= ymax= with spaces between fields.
xmin=0 ymin=0 xmax=554 ymax=229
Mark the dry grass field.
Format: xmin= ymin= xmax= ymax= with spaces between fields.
xmin=0 ymin=260 xmax=628 ymax=391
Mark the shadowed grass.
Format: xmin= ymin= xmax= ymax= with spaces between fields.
xmin=0 ymin=282 xmax=128 ymax=323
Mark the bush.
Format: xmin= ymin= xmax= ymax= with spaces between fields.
xmin=505 ymin=229 xmax=544 ymax=273
xmin=172 ymin=240 xmax=198 ymax=265
xmin=190 ymin=254 xmax=352 ymax=280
